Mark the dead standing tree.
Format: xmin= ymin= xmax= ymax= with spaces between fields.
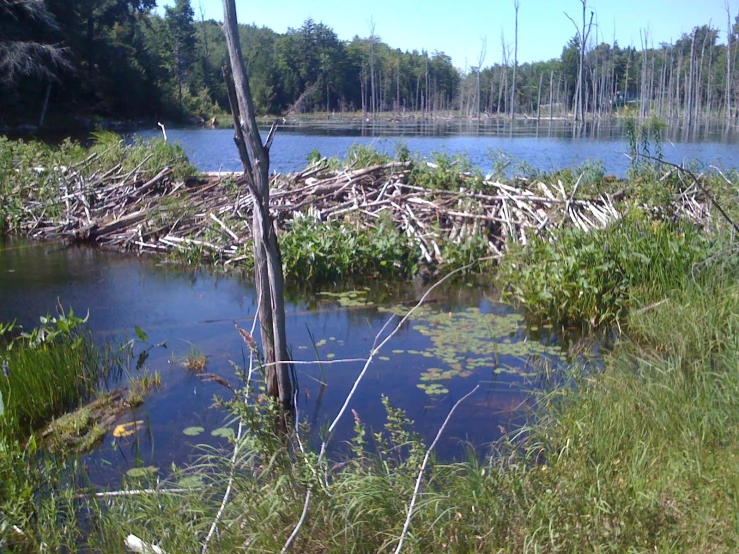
xmin=221 ymin=0 xmax=292 ymax=409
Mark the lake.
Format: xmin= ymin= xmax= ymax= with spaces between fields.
xmin=139 ymin=118 xmax=739 ymax=177
xmin=0 ymin=237 xmax=584 ymax=486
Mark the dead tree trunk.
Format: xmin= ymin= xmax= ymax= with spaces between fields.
xmin=221 ymin=0 xmax=292 ymax=409
xmin=511 ymin=0 xmax=519 ymax=121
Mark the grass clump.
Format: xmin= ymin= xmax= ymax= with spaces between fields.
xmin=127 ymin=370 xmax=161 ymax=407
xmin=0 ymin=309 xmax=121 ymax=552
xmin=0 ymin=307 xmax=112 ymax=440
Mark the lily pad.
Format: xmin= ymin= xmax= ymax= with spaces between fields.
xmin=126 ymin=466 xmax=158 ymax=478
xmin=211 ymin=427 xmax=235 ymax=439
xmin=183 ymin=426 xmax=205 ymax=436
xmin=417 ymin=383 xmax=449 ymax=396
xmin=176 ymin=475 xmax=205 ymax=489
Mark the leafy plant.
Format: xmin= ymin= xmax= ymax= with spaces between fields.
xmin=497 ymin=211 xmax=712 ymax=326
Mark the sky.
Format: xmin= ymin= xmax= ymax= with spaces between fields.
xmin=160 ymin=0 xmax=736 ymax=69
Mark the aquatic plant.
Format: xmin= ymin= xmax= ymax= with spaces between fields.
xmin=280 ymin=215 xmax=418 ymax=281
xmin=497 ymin=210 xmax=713 ymax=326
xmin=0 ymin=308 xmax=114 ymax=440
xmin=409 ymin=151 xmax=485 ymax=192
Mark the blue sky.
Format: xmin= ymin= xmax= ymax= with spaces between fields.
xmin=161 ymin=0 xmax=735 ymax=69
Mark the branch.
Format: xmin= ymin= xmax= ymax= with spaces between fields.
xmin=393 ymin=385 xmax=480 ymax=554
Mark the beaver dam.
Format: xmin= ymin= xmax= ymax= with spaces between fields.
xmin=11 ymin=156 xmax=715 ymax=267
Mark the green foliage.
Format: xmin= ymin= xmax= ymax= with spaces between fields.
xmin=624 ymin=110 xmax=666 ymax=179
xmin=280 ymin=215 xmax=418 ymax=282
xmin=0 ymin=308 xmax=112 ymax=440
xmin=410 ymin=152 xmax=485 ymax=192
xmin=439 ymin=234 xmax=491 ymax=270
xmin=4 ymin=249 xmax=739 ymax=552
xmin=497 ymin=212 xmax=713 ymax=326
xmin=343 ymin=144 xmax=392 ymax=168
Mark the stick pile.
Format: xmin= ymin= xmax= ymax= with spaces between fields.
xmin=18 ymin=160 xmax=714 ymax=266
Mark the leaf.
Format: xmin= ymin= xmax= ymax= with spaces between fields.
xmin=134 ymin=326 xmax=148 ymax=343
xmin=0 ymin=390 xmax=4 ymax=418
xmin=126 ymin=466 xmax=158 ymax=478
xmin=211 ymin=427 xmax=234 ymax=439
xmin=176 ymin=475 xmax=205 ymax=488
xmin=183 ymin=426 xmax=204 ymax=436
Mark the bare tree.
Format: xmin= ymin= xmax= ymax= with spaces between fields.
xmin=221 ymin=0 xmax=293 ymax=409
xmin=511 ymin=0 xmax=520 ymax=120
xmin=369 ymin=18 xmax=377 ymax=118
xmin=476 ymin=36 xmax=487 ymax=119
xmin=565 ymin=0 xmax=594 ymax=122
xmin=727 ymin=1 xmax=733 ymax=121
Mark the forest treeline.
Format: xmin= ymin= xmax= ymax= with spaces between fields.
xmin=3 ymin=0 xmax=739 ymax=127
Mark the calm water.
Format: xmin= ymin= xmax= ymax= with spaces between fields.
xmin=139 ymin=119 xmax=739 ymax=177
xmin=0 ymin=237 xmax=576 ymax=485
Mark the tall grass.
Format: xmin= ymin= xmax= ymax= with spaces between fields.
xmin=0 ymin=310 xmax=122 ymax=552
xmin=0 ymin=309 xmax=116 ymax=441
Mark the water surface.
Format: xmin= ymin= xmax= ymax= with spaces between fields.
xmin=139 ymin=118 xmax=739 ymax=177
xmin=0 ymin=237 xmax=574 ymax=485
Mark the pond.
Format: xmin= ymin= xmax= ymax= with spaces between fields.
xmin=0 ymin=237 xmax=586 ymax=486
xmin=138 ymin=118 xmax=739 ymax=177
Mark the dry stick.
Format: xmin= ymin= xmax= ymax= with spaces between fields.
xmin=393 ymin=384 xmax=480 ymax=554
xmin=644 ymin=155 xmax=739 ymax=235
xmin=280 ymin=259 xmax=496 ymax=554
xmin=88 ymin=488 xmax=193 ymax=498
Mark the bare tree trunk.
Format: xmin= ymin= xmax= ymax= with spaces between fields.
xmin=685 ymin=27 xmax=697 ymax=127
xmin=536 ymin=70 xmax=543 ymax=121
xmin=727 ymin=1 xmax=733 ymax=121
xmin=221 ymin=0 xmax=292 ymax=409
xmin=511 ymin=0 xmax=519 ymax=121
xmin=477 ymin=36 xmax=487 ymax=120
xmin=369 ymin=19 xmax=377 ymax=119
xmin=549 ymin=70 xmax=554 ymax=121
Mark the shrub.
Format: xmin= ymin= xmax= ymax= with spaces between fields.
xmin=497 ymin=211 xmax=713 ymax=326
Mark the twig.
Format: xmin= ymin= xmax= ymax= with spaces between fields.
xmin=393 ymin=385 xmax=480 ymax=554
xmin=633 ymin=298 xmax=670 ymax=315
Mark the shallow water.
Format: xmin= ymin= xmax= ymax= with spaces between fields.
xmin=0 ymin=237 xmax=579 ymax=485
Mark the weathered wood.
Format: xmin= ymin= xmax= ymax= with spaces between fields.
xmin=222 ymin=0 xmax=292 ymax=409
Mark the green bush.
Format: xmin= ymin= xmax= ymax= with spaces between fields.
xmin=497 ymin=211 xmax=713 ymax=326
xmin=280 ymin=215 xmax=418 ymax=282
